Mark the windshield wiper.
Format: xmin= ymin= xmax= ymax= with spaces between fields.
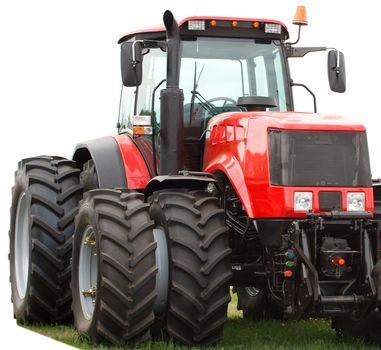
xmin=190 ymin=62 xmax=206 ymax=124
xmin=191 ymin=90 xmax=220 ymax=116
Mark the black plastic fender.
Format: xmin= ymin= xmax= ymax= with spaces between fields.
xmin=73 ymin=136 xmax=127 ymax=188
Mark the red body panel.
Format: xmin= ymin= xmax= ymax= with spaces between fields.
xmin=119 ymin=15 xmax=288 ymax=42
xmin=113 ymin=135 xmax=151 ymax=189
xmin=202 ymin=111 xmax=373 ymax=219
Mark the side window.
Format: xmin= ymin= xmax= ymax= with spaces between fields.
xmin=119 ymin=86 xmax=136 ymax=132
xmin=136 ymin=49 xmax=166 ymax=131
xmin=273 ymin=49 xmax=287 ymax=111
xmin=250 ymin=48 xmax=287 ymax=111
xmin=118 ymin=47 xmax=166 ymax=133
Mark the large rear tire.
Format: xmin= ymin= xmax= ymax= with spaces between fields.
xmin=150 ymin=189 xmax=232 ymax=346
xmin=9 ymin=156 xmax=82 ymax=323
xmin=71 ymin=189 xmax=157 ymax=346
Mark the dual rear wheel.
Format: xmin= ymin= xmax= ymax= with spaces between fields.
xmin=9 ymin=156 xmax=82 ymax=323
xmin=71 ymin=188 xmax=231 ymax=346
xmin=10 ymin=157 xmax=231 ymax=347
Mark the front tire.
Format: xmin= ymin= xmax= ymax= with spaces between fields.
xmin=150 ymin=189 xmax=232 ymax=346
xmin=235 ymin=286 xmax=266 ymax=320
xmin=332 ymin=314 xmax=381 ymax=344
xmin=71 ymin=189 xmax=157 ymax=346
xmin=9 ymin=156 xmax=82 ymax=323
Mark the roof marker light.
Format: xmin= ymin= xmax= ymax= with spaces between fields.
xmin=265 ymin=23 xmax=281 ymax=34
xmin=231 ymin=21 xmax=238 ymax=27
xmin=188 ymin=20 xmax=205 ymax=30
xmin=210 ymin=20 xmax=217 ymax=27
xmin=252 ymin=21 xmax=261 ymax=29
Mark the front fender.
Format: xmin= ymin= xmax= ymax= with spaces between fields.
xmin=204 ymin=155 xmax=254 ymax=218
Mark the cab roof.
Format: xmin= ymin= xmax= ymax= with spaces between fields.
xmin=118 ymin=15 xmax=289 ymax=43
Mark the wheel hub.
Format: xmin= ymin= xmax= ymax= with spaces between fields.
xmin=14 ymin=192 xmax=30 ymax=299
xmin=153 ymin=226 xmax=169 ymax=316
xmin=79 ymin=225 xmax=98 ymax=320
xmin=245 ymin=286 xmax=261 ymax=297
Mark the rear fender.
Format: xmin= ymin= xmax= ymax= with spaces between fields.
xmin=73 ymin=135 xmax=150 ymax=189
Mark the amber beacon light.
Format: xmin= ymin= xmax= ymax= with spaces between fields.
xmin=293 ymin=5 xmax=308 ymax=26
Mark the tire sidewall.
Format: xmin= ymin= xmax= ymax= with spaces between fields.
xmin=72 ymin=197 xmax=101 ymax=338
xmin=9 ymin=168 xmax=32 ymax=321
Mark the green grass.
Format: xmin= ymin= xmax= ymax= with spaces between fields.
xmin=24 ymin=293 xmax=378 ymax=350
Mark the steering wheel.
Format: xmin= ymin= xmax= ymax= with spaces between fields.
xmin=207 ymin=96 xmax=237 ymax=106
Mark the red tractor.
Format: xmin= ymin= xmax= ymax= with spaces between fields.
xmin=9 ymin=6 xmax=381 ymax=347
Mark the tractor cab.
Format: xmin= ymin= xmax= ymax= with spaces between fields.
xmin=118 ymin=13 xmax=345 ymax=176
xmin=118 ymin=15 xmax=294 ymax=173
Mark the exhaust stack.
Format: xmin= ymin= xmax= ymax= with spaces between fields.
xmin=160 ymin=10 xmax=184 ymax=175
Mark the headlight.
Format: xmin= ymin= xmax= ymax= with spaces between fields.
xmin=294 ymin=192 xmax=313 ymax=212
xmin=347 ymin=192 xmax=365 ymax=211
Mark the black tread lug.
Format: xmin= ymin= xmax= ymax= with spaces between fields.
xmin=31 ymin=238 xmax=64 ymax=269
xmin=56 ymin=168 xmax=81 ymax=181
xmin=57 ymin=184 xmax=84 ymax=204
xmin=31 ymin=263 xmax=62 ymax=295
xmin=201 ymin=248 xmax=232 ymax=275
xmin=58 ymin=207 xmax=78 ymax=230
xmin=31 ymin=215 xmax=65 ymax=243
xmin=28 ymin=174 xmax=61 ymax=191
xmin=30 ymin=193 xmax=64 ymax=216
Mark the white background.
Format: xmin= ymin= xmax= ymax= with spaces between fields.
xmin=1 ymin=0 xmax=380 ymax=348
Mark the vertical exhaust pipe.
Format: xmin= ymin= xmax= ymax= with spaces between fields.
xmin=160 ymin=10 xmax=184 ymax=175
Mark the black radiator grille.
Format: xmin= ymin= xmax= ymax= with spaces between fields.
xmin=319 ymin=192 xmax=342 ymax=211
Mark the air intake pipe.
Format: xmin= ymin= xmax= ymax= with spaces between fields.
xmin=160 ymin=10 xmax=184 ymax=175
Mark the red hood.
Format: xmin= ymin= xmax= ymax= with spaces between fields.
xmin=208 ymin=111 xmax=366 ymax=132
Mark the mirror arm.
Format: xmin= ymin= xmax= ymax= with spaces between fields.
xmin=131 ymin=40 xmax=167 ymax=67
xmin=286 ymin=45 xmax=327 ymax=58
xmin=326 ymin=47 xmax=341 ymax=75
xmin=131 ymin=40 xmax=144 ymax=67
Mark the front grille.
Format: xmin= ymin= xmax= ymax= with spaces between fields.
xmin=319 ymin=192 xmax=342 ymax=211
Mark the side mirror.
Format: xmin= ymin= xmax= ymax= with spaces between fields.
xmin=327 ymin=50 xmax=346 ymax=93
xmin=121 ymin=41 xmax=142 ymax=87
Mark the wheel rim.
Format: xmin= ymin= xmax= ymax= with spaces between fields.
xmin=14 ymin=192 xmax=30 ymax=299
xmin=245 ymin=286 xmax=260 ymax=297
xmin=153 ymin=226 xmax=169 ymax=316
xmin=79 ymin=225 xmax=98 ymax=320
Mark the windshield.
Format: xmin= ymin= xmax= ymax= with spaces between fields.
xmin=181 ymin=37 xmax=290 ymax=120
xmin=268 ymin=129 xmax=372 ymax=187
xmin=118 ymin=37 xmax=290 ymax=132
